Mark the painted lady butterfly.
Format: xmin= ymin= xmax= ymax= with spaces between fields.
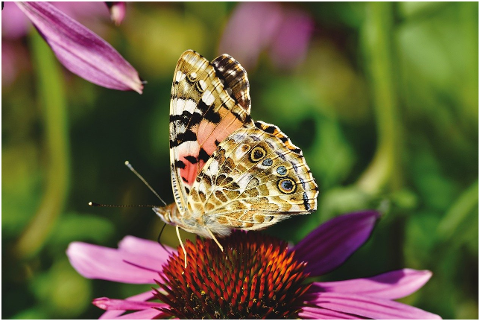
xmin=154 ymin=50 xmax=318 ymax=255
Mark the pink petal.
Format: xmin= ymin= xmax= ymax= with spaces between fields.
xmin=66 ymin=242 xmax=161 ymax=284
xmin=106 ymin=2 xmax=126 ymax=26
xmin=299 ymin=306 xmax=357 ymax=319
xmin=116 ymin=309 xmax=165 ymax=319
xmin=313 ymin=269 xmax=433 ymax=299
xmin=99 ymin=290 xmax=156 ymax=319
xmin=292 ymin=211 xmax=380 ymax=276
xmin=304 ymin=292 xmax=441 ymax=319
xmin=118 ymin=235 xmax=174 ymax=262
xmin=100 ymin=309 xmax=125 ymax=320
xmin=16 ymin=2 xmax=143 ymax=93
xmin=93 ymin=297 xmax=165 ymax=310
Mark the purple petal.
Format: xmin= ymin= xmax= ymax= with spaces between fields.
xmin=93 ymin=297 xmax=166 ymax=310
xmin=292 ymin=211 xmax=380 ymax=276
xmin=106 ymin=2 xmax=126 ymax=26
xmin=313 ymin=269 xmax=433 ymax=299
xmin=304 ymin=292 xmax=441 ymax=319
xmin=99 ymin=290 xmax=156 ymax=319
xmin=66 ymin=242 xmax=161 ymax=284
xmin=299 ymin=306 xmax=358 ymax=319
xmin=16 ymin=2 xmax=143 ymax=93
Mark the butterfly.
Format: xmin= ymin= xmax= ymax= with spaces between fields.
xmin=153 ymin=50 xmax=318 ymax=262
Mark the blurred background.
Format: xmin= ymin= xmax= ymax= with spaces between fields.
xmin=2 ymin=2 xmax=477 ymax=319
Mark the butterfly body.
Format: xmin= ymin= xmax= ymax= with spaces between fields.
xmin=153 ymin=50 xmax=318 ymax=240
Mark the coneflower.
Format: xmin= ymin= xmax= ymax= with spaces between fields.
xmin=67 ymin=211 xmax=441 ymax=319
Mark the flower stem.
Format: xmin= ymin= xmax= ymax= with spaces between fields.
xmin=357 ymin=2 xmax=403 ymax=193
xmin=437 ymin=180 xmax=478 ymax=242
xmin=14 ymin=30 xmax=71 ymax=259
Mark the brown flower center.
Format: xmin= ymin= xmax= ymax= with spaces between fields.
xmin=154 ymin=231 xmax=310 ymax=319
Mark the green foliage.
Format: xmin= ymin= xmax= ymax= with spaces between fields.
xmin=2 ymin=2 xmax=477 ymax=319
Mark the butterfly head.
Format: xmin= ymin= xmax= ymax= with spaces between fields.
xmin=153 ymin=202 xmax=178 ymax=225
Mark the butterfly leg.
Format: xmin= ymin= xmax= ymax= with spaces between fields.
xmin=176 ymin=225 xmax=188 ymax=268
xmin=206 ymin=228 xmax=224 ymax=252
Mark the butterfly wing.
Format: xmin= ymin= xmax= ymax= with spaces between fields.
xmin=169 ymin=50 xmax=253 ymax=213
xmin=187 ymin=121 xmax=318 ymax=234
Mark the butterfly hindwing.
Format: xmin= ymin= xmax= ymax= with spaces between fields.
xmin=187 ymin=121 xmax=318 ymax=233
xmin=169 ymin=50 xmax=253 ymax=212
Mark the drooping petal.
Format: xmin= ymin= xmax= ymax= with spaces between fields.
xmin=118 ymin=235 xmax=174 ymax=262
xmin=66 ymin=242 xmax=160 ymax=284
xmin=304 ymin=292 xmax=442 ymax=319
xmin=312 ymin=269 xmax=433 ymax=300
xmin=292 ymin=211 xmax=380 ymax=276
xmin=299 ymin=306 xmax=357 ymax=319
xmin=99 ymin=290 xmax=156 ymax=319
xmin=16 ymin=2 xmax=143 ymax=93
xmin=106 ymin=2 xmax=126 ymax=26
xmin=93 ymin=297 xmax=166 ymax=310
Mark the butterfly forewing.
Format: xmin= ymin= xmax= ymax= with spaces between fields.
xmin=211 ymin=54 xmax=251 ymax=112
xmin=169 ymin=50 xmax=253 ymax=212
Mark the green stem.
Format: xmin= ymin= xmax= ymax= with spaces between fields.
xmin=357 ymin=2 xmax=403 ymax=193
xmin=437 ymin=180 xmax=478 ymax=243
xmin=14 ymin=31 xmax=71 ymax=259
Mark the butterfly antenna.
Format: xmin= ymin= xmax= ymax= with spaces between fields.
xmin=88 ymin=202 xmax=156 ymax=208
xmin=125 ymin=161 xmax=167 ymax=206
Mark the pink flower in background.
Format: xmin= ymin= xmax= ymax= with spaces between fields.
xmin=2 ymin=2 xmax=141 ymax=93
xmin=218 ymin=2 xmax=314 ymax=71
xmin=67 ymin=211 xmax=441 ymax=319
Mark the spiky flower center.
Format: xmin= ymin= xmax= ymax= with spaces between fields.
xmin=154 ymin=231 xmax=310 ymax=319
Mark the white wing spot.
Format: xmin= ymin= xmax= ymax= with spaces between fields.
xmin=202 ymin=90 xmax=215 ymax=106
xmin=236 ymin=174 xmax=252 ymax=191
xmin=204 ymin=159 xmax=219 ymax=177
xmin=198 ymin=80 xmax=207 ymax=91
xmin=175 ymin=71 xmax=186 ymax=83
xmin=190 ymin=72 xmax=197 ymax=80
xmin=235 ymin=144 xmax=250 ymax=160
xmin=171 ymin=98 xmax=186 ymax=115
xmin=185 ymin=99 xmax=197 ymax=114
xmin=171 ymin=98 xmax=197 ymax=116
